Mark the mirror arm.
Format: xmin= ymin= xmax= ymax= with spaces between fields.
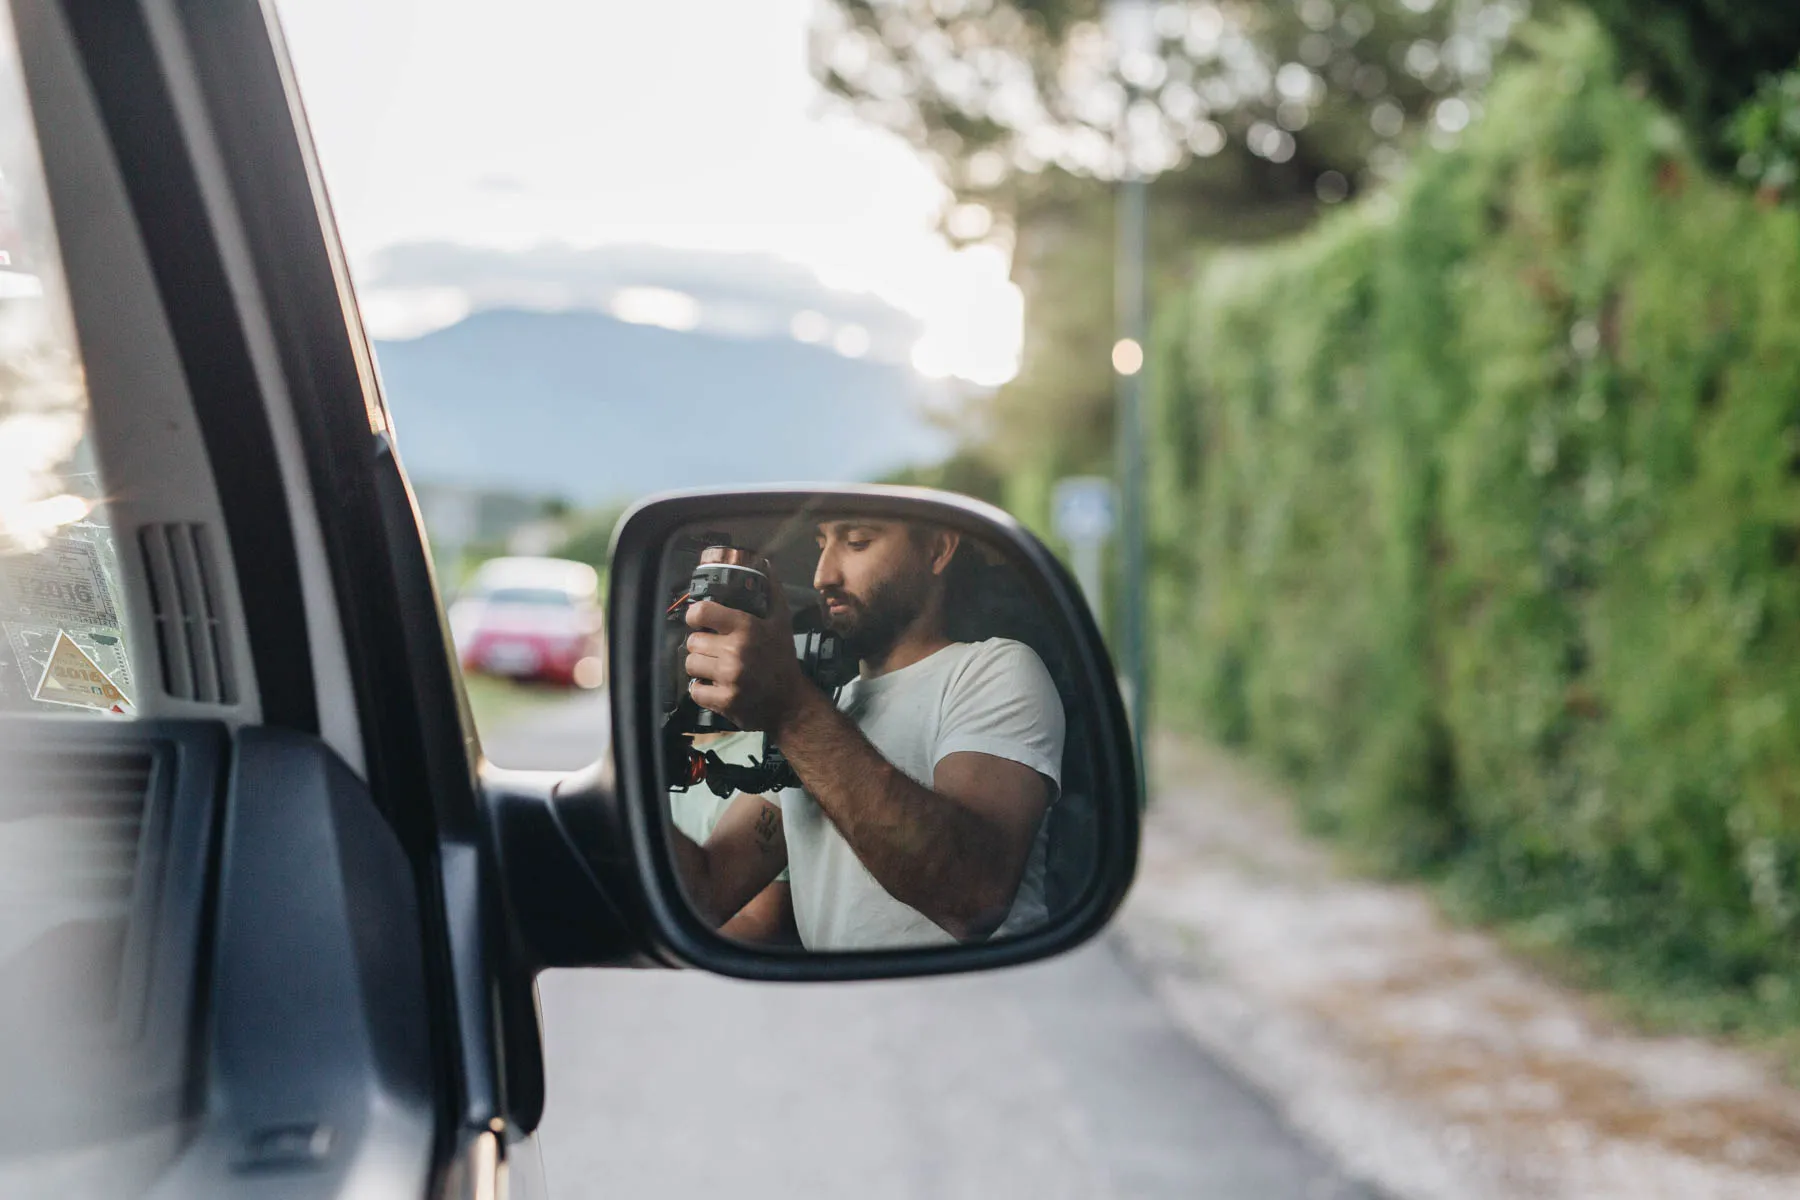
xmin=482 ymin=758 xmax=673 ymax=969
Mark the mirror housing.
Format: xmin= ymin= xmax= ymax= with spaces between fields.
xmin=604 ymin=485 xmax=1140 ymax=981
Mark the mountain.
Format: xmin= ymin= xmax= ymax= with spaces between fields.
xmin=373 ymin=308 xmax=955 ymax=505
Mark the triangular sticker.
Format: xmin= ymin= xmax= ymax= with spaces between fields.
xmin=33 ymin=630 xmax=132 ymax=713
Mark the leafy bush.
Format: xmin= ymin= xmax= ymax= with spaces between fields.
xmin=1151 ymin=14 xmax=1800 ymax=1031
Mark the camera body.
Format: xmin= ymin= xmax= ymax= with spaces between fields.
xmin=662 ymin=542 xmax=856 ymax=797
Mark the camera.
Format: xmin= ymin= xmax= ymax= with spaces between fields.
xmin=661 ymin=540 xmax=856 ymax=798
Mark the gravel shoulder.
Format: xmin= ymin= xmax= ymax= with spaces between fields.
xmin=1117 ymin=736 xmax=1800 ymax=1200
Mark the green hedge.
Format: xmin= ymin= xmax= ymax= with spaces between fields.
xmin=1150 ymin=17 xmax=1800 ymax=1032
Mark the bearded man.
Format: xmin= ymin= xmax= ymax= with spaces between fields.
xmin=670 ymin=518 xmax=1065 ymax=950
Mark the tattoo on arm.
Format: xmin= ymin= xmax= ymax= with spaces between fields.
xmin=682 ymin=795 xmax=787 ymax=927
xmin=753 ymin=804 xmax=782 ymax=855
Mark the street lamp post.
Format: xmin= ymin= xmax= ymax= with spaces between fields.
xmin=1107 ymin=0 xmax=1154 ymax=793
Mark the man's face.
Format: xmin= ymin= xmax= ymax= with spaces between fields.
xmin=813 ymin=520 xmax=937 ymax=660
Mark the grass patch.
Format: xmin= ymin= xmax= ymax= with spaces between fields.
xmin=461 ymin=672 xmax=573 ymax=736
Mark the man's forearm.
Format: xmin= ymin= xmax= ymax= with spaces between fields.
xmin=670 ymin=829 xmax=724 ymax=925
xmin=774 ymin=687 xmax=1020 ymax=940
xmin=671 ymin=795 xmax=787 ymax=928
xmin=720 ymin=882 xmax=799 ymax=945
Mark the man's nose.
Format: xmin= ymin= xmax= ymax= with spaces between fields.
xmin=813 ymin=548 xmax=843 ymax=591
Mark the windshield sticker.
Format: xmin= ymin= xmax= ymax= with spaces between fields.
xmin=0 ymin=524 xmax=134 ymax=714
xmin=3 ymin=623 xmax=135 ymax=712
xmin=30 ymin=629 xmax=130 ymax=713
xmin=0 ymin=533 xmax=120 ymax=628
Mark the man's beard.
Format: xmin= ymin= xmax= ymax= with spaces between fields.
xmin=820 ymin=570 xmax=932 ymax=663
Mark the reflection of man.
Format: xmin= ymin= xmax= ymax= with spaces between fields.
xmin=672 ymin=520 xmax=1065 ymax=950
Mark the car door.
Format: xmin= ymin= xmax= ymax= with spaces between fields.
xmin=0 ymin=0 xmax=546 ymax=1195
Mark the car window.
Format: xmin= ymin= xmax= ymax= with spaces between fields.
xmin=0 ymin=2 xmax=135 ymax=720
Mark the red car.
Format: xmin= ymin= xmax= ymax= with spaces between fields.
xmin=449 ymin=556 xmax=607 ymax=689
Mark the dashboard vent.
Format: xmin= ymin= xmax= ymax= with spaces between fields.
xmin=139 ymin=523 xmax=235 ymax=705
xmin=4 ymin=745 xmax=155 ymax=908
xmin=1 ymin=742 xmax=158 ymax=1026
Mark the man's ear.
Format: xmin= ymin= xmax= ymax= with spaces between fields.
xmin=930 ymin=530 xmax=961 ymax=576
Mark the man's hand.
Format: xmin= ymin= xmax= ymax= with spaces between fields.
xmin=684 ymin=578 xmax=811 ymax=732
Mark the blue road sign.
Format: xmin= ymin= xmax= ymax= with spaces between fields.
xmin=1052 ymin=476 xmax=1115 ymax=544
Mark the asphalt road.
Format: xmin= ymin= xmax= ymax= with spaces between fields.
xmin=482 ymin=688 xmax=1372 ymax=1200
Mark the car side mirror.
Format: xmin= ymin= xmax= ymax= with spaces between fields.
xmin=598 ymin=485 xmax=1140 ymax=980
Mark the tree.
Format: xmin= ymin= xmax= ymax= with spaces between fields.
xmin=810 ymin=0 xmax=1533 ymax=511
xmin=813 ymin=0 xmax=1530 ymax=234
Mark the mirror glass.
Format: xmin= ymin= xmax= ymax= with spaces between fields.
xmin=652 ymin=503 xmax=1104 ymax=953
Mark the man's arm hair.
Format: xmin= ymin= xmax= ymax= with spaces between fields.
xmin=775 ymin=687 xmax=1049 ymax=942
xmin=669 ymin=793 xmax=788 ymax=927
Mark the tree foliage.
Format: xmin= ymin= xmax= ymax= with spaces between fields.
xmin=1730 ymin=56 xmax=1800 ymax=201
xmin=1581 ymin=0 xmax=1800 ymax=162
xmin=814 ymin=0 xmax=1530 ymax=226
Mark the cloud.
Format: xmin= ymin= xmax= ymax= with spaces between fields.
xmin=355 ymin=241 xmax=924 ymax=363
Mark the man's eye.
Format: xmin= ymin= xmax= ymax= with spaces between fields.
xmin=847 ymin=540 xmax=871 ymax=551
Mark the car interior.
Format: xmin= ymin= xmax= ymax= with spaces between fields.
xmin=0 ymin=1 xmax=445 ymax=1193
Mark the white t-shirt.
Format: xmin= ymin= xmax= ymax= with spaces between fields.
xmin=778 ymin=637 xmax=1065 ymax=951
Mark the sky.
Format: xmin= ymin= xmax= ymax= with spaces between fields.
xmin=274 ymin=0 xmax=1024 ymax=386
